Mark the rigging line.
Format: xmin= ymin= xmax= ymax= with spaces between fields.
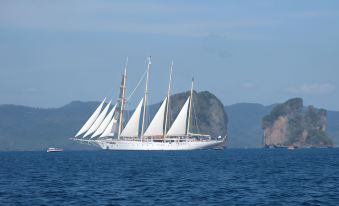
xmin=100 ymin=84 xmax=116 ymax=105
xmin=111 ymin=84 xmax=121 ymax=104
xmin=126 ymin=70 xmax=147 ymax=102
xmin=101 ymin=77 xmax=121 ymax=107
xmin=146 ymin=93 xmax=151 ymax=127
xmin=104 ymin=66 xmax=125 ymax=103
xmin=192 ymin=96 xmax=200 ymax=135
xmin=123 ymin=69 xmax=146 ymax=127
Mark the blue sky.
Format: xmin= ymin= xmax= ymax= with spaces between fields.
xmin=0 ymin=0 xmax=338 ymax=110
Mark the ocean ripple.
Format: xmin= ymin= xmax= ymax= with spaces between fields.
xmin=0 ymin=149 xmax=338 ymax=205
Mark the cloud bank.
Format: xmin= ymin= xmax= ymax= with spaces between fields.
xmin=285 ymin=83 xmax=335 ymax=95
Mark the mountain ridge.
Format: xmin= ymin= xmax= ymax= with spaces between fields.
xmin=0 ymin=91 xmax=227 ymax=151
xmin=0 ymin=98 xmax=338 ymax=150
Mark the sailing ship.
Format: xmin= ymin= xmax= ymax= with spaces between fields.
xmin=72 ymin=58 xmax=226 ymax=150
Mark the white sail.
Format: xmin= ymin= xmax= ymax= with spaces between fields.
xmin=91 ymin=104 xmax=117 ymax=138
xmin=167 ymin=97 xmax=190 ymax=136
xmin=75 ymin=98 xmax=106 ymax=137
xmin=120 ymin=98 xmax=143 ymax=137
xmin=84 ymin=100 xmax=111 ymax=137
xmin=144 ymin=97 xmax=167 ymax=137
xmin=100 ymin=116 xmax=117 ymax=138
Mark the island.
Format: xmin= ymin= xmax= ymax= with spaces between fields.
xmin=262 ymin=98 xmax=333 ymax=148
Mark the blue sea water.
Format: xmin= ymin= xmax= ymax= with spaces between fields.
xmin=0 ymin=149 xmax=338 ymax=206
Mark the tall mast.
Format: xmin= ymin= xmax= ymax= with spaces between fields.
xmin=117 ymin=58 xmax=128 ymax=139
xmin=187 ymin=77 xmax=194 ymax=136
xmin=164 ymin=60 xmax=173 ymax=140
xmin=141 ymin=57 xmax=151 ymax=141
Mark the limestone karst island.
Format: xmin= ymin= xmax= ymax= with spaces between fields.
xmin=262 ymin=98 xmax=333 ymax=148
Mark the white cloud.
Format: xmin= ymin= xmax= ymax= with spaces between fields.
xmin=0 ymin=1 xmax=200 ymax=35
xmin=287 ymin=10 xmax=337 ymax=19
xmin=0 ymin=1 xmax=272 ymax=38
xmin=285 ymin=83 xmax=335 ymax=95
xmin=242 ymin=82 xmax=255 ymax=89
xmin=0 ymin=87 xmax=41 ymax=94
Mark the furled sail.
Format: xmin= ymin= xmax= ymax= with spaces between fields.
xmin=91 ymin=104 xmax=117 ymax=138
xmin=84 ymin=100 xmax=111 ymax=137
xmin=100 ymin=116 xmax=117 ymax=138
xmin=75 ymin=98 xmax=106 ymax=137
xmin=120 ymin=98 xmax=143 ymax=137
xmin=144 ymin=97 xmax=167 ymax=137
xmin=166 ymin=97 xmax=190 ymax=136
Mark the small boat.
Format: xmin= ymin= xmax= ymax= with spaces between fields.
xmin=47 ymin=147 xmax=63 ymax=152
xmin=287 ymin=145 xmax=297 ymax=150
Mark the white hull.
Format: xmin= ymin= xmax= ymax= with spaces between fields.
xmin=75 ymin=138 xmax=226 ymax=151
xmin=47 ymin=148 xmax=63 ymax=152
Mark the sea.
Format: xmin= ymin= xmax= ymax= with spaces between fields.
xmin=0 ymin=149 xmax=338 ymax=206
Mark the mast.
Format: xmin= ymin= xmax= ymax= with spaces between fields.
xmin=186 ymin=78 xmax=194 ymax=136
xmin=117 ymin=58 xmax=128 ymax=139
xmin=164 ymin=60 xmax=173 ymax=140
xmin=141 ymin=57 xmax=151 ymax=141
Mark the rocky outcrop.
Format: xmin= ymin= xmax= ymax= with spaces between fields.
xmin=262 ymin=98 xmax=333 ymax=148
xmin=168 ymin=91 xmax=228 ymax=138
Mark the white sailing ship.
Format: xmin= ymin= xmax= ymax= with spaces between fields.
xmin=72 ymin=58 xmax=226 ymax=150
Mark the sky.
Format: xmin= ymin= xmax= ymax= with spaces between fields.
xmin=0 ymin=0 xmax=339 ymax=110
